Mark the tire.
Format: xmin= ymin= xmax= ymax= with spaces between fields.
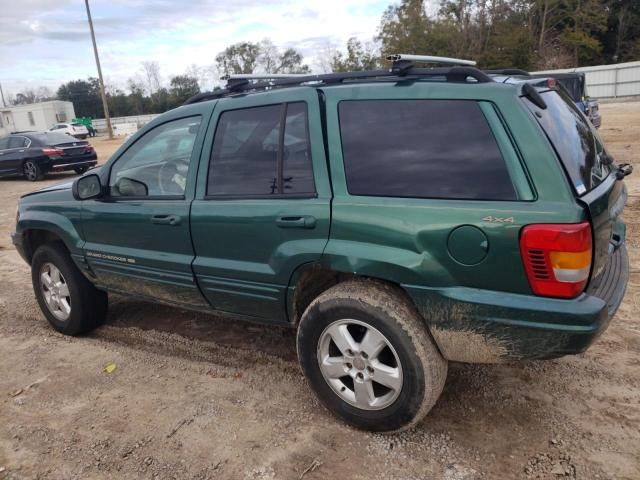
xmin=297 ymin=280 xmax=447 ymax=432
xmin=74 ymin=167 xmax=88 ymax=175
xmin=31 ymin=242 xmax=108 ymax=335
xmin=23 ymin=160 xmax=43 ymax=181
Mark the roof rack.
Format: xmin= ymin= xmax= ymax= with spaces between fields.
xmin=184 ymin=54 xmax=490 ymax=105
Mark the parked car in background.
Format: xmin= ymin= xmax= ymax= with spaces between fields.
xmin=533 ymin=72 xmax=601 ymax=128
xmin=49 ymin=122 xmax=90 ymax=139
xmin=0 ymin=131 xmax=97 ymax=181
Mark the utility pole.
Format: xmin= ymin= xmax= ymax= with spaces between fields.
xmin=0 ymin=82 xmax=6 ymax=108
xmin=84 ymin=0 xmax=113 ymax=139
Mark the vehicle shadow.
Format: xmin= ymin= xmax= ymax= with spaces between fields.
xmin=103 ymin=295 xmax=298 ymax=362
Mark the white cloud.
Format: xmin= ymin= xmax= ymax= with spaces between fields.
xmin=0 ymin=0 xmax=392 ymax=96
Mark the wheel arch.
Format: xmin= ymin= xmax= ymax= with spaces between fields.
xmin=286 ymin=262 xmax=424 ymax=327
xmin=17 ymin=214 xmax=84 ymax=265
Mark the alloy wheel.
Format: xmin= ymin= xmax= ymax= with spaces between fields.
xmin=317 ymin=319 xmax=403 ymax=410
xmin=39 ymin=262 xmax=71 ymax=321
xmin=24 ymin=161 xmax=37 ymax=181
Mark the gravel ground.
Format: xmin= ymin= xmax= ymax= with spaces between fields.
xmin=0 ymin=108 xmax=639 ymax=480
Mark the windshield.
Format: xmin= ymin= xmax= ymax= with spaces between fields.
xmin=524 ymin=88 xmax=611 ymax=195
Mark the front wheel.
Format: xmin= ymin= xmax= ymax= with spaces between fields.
xmin=23 ymin=160 xmax=43 ymax=181
xmin=297 ymin=280 xmax=447 ymax=432
xmin=31 ymin=243 xmax=108 ymax=335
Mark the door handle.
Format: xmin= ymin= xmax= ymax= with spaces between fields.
xmin=275 ymin=215 xmax=316 ymax=229
xmin=151 ymin=214 xmax=181 ymax=226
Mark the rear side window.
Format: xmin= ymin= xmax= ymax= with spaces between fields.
xmin=339 ymin=100 xmax=516 ymax=200
xmin=8 ymin=137 xmax=26 ymax=148
xmin=208 ymin=102 xmax=314 ymax=196
xmin=525 ymin=89 xmax=609 ymax=194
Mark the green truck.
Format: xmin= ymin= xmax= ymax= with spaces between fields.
xmin=12 ymin=55 xmax=630 ymax=432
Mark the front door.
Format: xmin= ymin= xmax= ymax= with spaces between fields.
xmin=190 ymin=89 xmax=332 ymax=322
xmin=81 ymin=112 xmax=211 ymax=309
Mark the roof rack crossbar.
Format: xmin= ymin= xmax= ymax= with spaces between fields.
xmin=386 ymin=54 xmax=477 ymax=67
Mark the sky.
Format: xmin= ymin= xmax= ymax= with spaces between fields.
xmin=0 ymin=0 xmax=395 ymax=97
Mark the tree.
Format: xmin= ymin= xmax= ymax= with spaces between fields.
xmin=559 ymin=0 xmax=607 ymax=65
xmin=169 ymin=75 xmax=200 ymax=104
xmin=258 ymin=39 xmax=311 ymax=74
xmin=331 ymin=38 xmax=380 ymax=72
xmin=215 ymin=42 xmax=261 ymax=75
xmin=140 ymin=61 xmax=161 ymax=96
xmin=57 ymin=78 xmax=102 ymax=117
xmin=377 ymin=0 xmax=432 ymax=56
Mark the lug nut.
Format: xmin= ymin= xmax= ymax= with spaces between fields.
xmin=367 ymin=366 xmax=374 ymax=374
xmin=361 ymin=352 xmax=368 ymax=359
xmin=346 ymin=349 xmax=353 ymax=356
xmin=357 ymin=372 xmax=364 ymax=379
xmin=346 ymin=363 xmax=352 ymax=369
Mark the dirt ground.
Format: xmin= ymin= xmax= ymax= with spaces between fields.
xmin=0 ymin=108 xmax=639 ymax=480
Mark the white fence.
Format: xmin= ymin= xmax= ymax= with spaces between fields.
xmin=93 ymin=113 xmax=159 ymax=133
xmin=533 ymin=60 xmax=640 ymax=99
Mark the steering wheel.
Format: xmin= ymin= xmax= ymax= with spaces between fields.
xmin=158 ymin=158 xmax=189 ymax=195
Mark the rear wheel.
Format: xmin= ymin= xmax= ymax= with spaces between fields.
xmin=31 ymin=243 xmax=108 ymax=335
xmin=74 ymin=167 xmax=88 ymax=175
xmin=23 ymin=160 xmax=43 ymax=181
xmin=297 ymin=280 xmax=447 ymax=432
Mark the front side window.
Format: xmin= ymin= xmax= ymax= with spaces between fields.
xmin=0 ymin=138 xmax=9 ymax=150
xmin=339 ymin=100 xmax=516 ymax=200
xmin=207 ymin=102 xmax=314 ymax=196
xmin=109 ymin=116 xmax=201 ymax=198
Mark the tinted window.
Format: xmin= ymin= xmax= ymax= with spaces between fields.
xmin=525 ymin=90 xmax=609 ymax=194
xmin=8 ymin=137 xmax=26 ymax=148
xmin=109 ymin=116 xmax=201 ymax=197
xmin=208 ymin=102 xmax=314 ymax=196
xmin=339 ymin=100 xmax=516 ymax=200
xmin=0 ymin=138 xmax=9 ymax=150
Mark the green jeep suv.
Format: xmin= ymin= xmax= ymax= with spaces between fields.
xmin=11 ymin=56 xmax=630 ymax=432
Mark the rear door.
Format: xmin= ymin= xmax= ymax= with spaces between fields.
xmin=523 ymin=88 xmax=625 ymax=278
xmin=190 ymin=88 xmax=331 ymax=322
xmin=81 ymin=110 xmax=211 ymax=308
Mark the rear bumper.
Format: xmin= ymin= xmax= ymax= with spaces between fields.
xmin=404 ymin=245 xmax=628 ymax=363
xmin=48 ymin=153 xmax=97 ymax=172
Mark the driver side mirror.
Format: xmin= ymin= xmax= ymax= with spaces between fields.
xmin=72 ymin=173 xmax=103 ymax=200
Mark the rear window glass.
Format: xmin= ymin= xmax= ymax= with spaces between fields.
xmin=30 ymin=132 xmax=77 ymax=145
xmin=208 ymin=103 xmax=315 ymax=196
xmin=338 ymin=100 xmax=516 ymax=200
xmin=524 ymin=89 xmax=610 ymax=194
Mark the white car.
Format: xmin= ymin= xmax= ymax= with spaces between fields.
xmin=49 ymin=123 xmax=89 ymax=139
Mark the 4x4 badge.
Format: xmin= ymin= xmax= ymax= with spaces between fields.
xmin=482 ymin=216 xmax=514 ymax=223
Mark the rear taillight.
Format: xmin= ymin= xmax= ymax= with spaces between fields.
xmin=84 ymin=145 xmax=94 ymax=153
xmin=42 ymin=148 xmax=64 ymax=156
xmin=520 ymin=222 xmax=592 ymax=298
